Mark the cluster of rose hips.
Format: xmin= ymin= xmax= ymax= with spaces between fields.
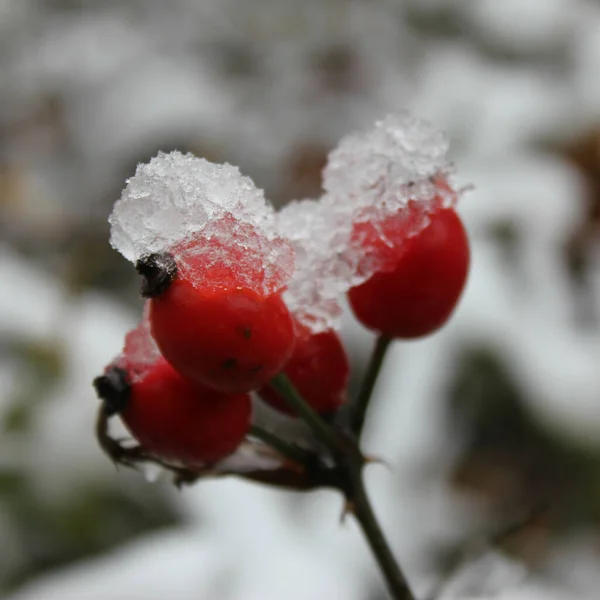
xmin=93 ymin=180 xmax=470 ymax=474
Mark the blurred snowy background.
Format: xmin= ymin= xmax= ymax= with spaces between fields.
xmin=1 ymin=0 xmax=600 ymax=598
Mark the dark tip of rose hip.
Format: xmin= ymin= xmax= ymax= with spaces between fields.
xmin=135 ymin=252 xmax=178 ymax=298
xmin=93 ymin=367 xmax=131 ymax=416
xmin=235 ymin=326 xmax=252 ymax=340
xmin=249 ymin=364 xmax=264 ymax=373
xmin=222 ymin=358 xmax=238 ymax=370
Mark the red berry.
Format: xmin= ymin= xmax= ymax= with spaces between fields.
xmin=138 ymin=240 xmax=296 ymax=394
xmin=347 ymin=206 xmax=470 ymax=339
xmin=259 ymin=323 xmax=349 ymax=416
xmin=95 ymin=358 xmax=251 ymax=466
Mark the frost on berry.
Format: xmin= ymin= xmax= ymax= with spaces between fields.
xmin=277 ymin=198 xmax=347 ymax=330
xmin=109 ymin=152 xmax=293 ymax=295
xmin=280 ymin=112 xmax=459 ymax=332
xmin=98 ymin=309 xmax=288 ymax=474
xmin=114 ymin=305 xmax=161 ymax=383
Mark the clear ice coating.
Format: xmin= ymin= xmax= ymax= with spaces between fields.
xmin=109 ymin=114 xmax=459 ymax=332
xmin=281 ymin=112 xmax=457 ymax=331
xmin=109 ymin=152 xmax=293 ymax=295
xmin=323 ymin=112 xmax=452 ymax=205
xmin=115 ymin=304 xmax=161 ymax=383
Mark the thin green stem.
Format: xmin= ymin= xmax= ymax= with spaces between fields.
xmin=349 ymin=467 xmax=415 ymax=600
xmin=263 ymin=373 xmax=413 ymax=599
xmin=352 ymin=334 xmax=392 ymax=439
xmin=249 ymin=424 xmax=311 ymax=466
xmin=269 ymin=373 xmax=344 ymax=454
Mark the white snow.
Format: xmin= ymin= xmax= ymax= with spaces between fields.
xmin=109 ymin=151 xmax=293 ymax=295
xmin=281 ymin=113 xmax=457 ymax=331
xmin=462 ymin=0 xmax=578 ymax=55
xmin=4 ymin=0 xmax=600 ymax=599
xmin=323 ymin=113 xmax=452 ymax=203
xmin=110 ymin=114 xmax=457 ymax=331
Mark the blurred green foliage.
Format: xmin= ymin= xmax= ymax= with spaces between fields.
xmin=2 ymin=338 xmax=65 ymax=433
xmin=0 ymin=337 xmax=182 ymax=593
xmin=449 ymin=346 xmax=600 ymax=550
xmin=0 ymin=470 xmax=180 ymax=593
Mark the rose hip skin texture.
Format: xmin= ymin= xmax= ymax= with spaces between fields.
xmin=348 ymin=208 xmax=470 ymax=339
xmin=259 ymin=325 xmax=349 ymax=416
xmin=119 ymin=358 xmax=251 ymax=466
xmin=149 ymin=276 xmax=295 ymax=394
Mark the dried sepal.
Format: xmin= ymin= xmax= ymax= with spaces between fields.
xmin=94 ymin=408 xmax=343 ymax=492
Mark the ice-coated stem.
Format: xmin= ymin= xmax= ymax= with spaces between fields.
xmin=352 ymin=334 xmax=393 ymax=439
xmin=249 ymin=424 xmax=312 ymax=467
xmin=349 ymin=465 xmax=416 ymax=600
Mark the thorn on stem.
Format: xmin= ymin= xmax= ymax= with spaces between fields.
xmin=340 ymin=499 xmax=355 ymax=524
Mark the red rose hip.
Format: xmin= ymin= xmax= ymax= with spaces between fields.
xmin=137 ymin=243 xmax=296 ymax=394
xmin=259 ymin=323 xmax=349 ymax=416
xmin=94 ymin=357 xmax=251 ymax=466
xmin=348 ymin=206 xmax=470 ymax=339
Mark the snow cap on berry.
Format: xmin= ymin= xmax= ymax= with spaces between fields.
xmin=280 ymin=113 xmax=458 ymax=332
xmin=110 ymin=152 xmax=293 ymax=295
xmin=323 ymin=112 xmax=454 ymax=208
